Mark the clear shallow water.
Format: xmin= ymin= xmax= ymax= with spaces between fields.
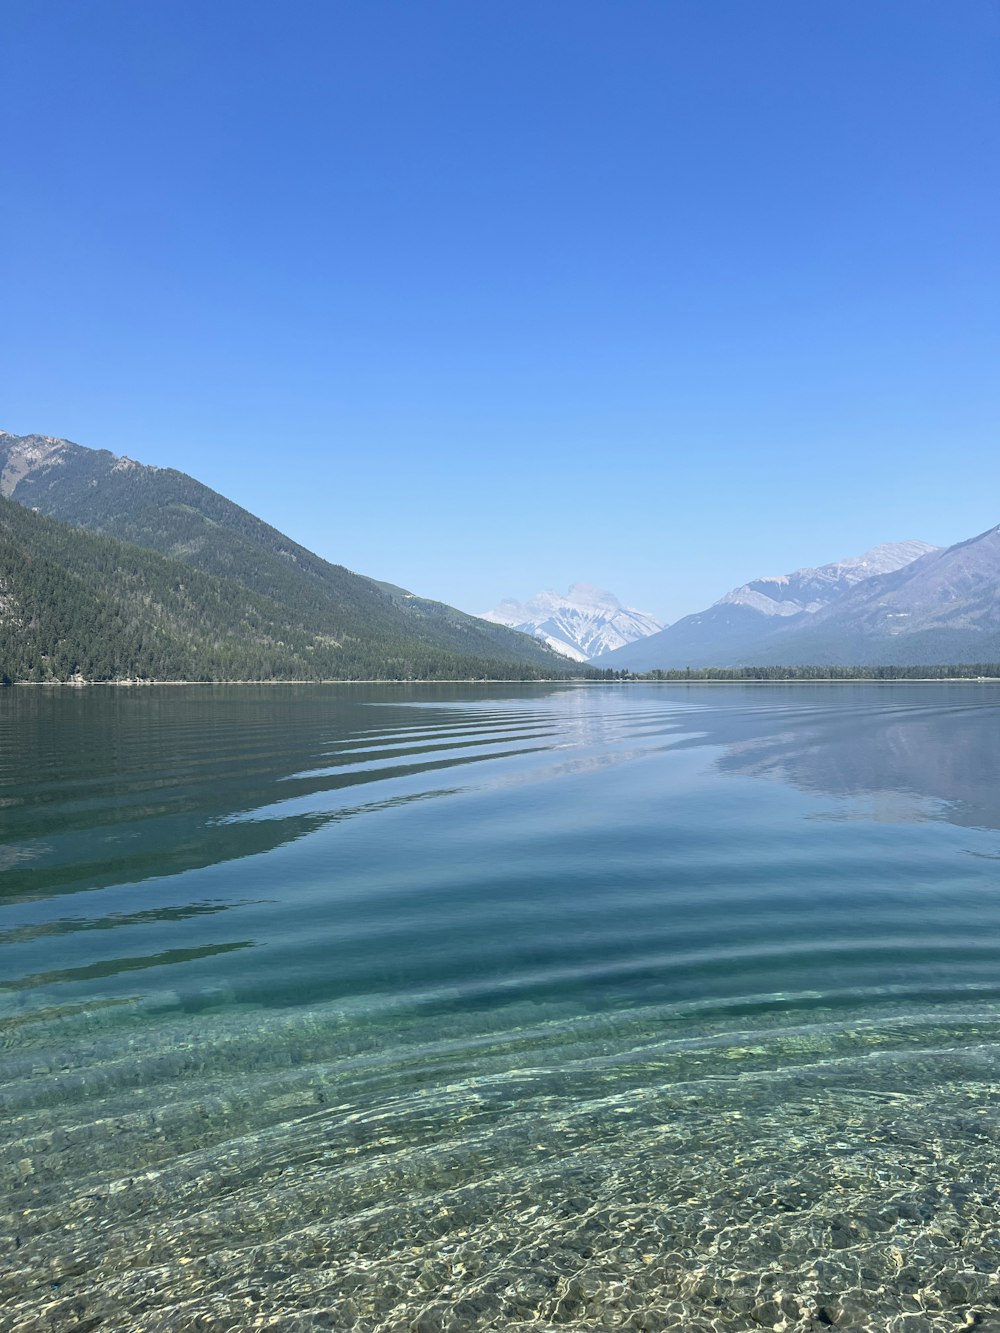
xmin=2 ymin=682 xmax=1000 ymax=1332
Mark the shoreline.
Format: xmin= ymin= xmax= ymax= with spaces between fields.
xmin=5 ymin=676 xmax=1000 ymax=688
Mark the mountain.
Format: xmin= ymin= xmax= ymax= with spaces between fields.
xmin=714 ymin=541 xmax=940 ymax=617
xmin=0 ymin=431 xmax=573 ymax=680
xmin=748 ymin=525 xmax=1000 ymax=667
xmin=0 ymin=495 xmax=581 ymax=682
xmin=481 ymin=583 xmax=662 ymax=662
xmin=591 ymin=541 xmax=940 ymax=671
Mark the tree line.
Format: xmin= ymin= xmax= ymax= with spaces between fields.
xmin=0 ymin=497 xmax=584 ymax=684
xmin=594 ymin=664 xmax=1000 ymax=681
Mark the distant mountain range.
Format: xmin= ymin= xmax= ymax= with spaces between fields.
xmin=5 ymin=428 xmax=999 ymax=680
xmin=713 ymin=542 xmax=939 ymax=617
xmin=481 ymin=584 xmax=662 ymax=662
xmin=594 ymin=533 xmax=1000 ymax=670
xmin=752 ymin=526 xmax=1000 ymax=667
xmin=0 ymin=431 xmax=572 ymax=682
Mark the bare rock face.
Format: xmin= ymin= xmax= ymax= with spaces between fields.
xmin=0 ymin=432 xmax=73 ymax=497
xmin=481 ymin=583 xmax=662 ymax=662
xmin=769 ymin=524 xmax=1000 ymax=664
xmin=716 ymin=542 xmax=941 ymax=618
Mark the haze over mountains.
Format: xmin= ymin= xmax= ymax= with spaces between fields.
xmin=0 ymin=431 xmax=570 ymax=681
xmin=3 ymin=429 xmax=999 ymax=681
xmin=751 ymin=527 xmax=1000 ymax=668
xmin=713 ymin=542 xmax=939 ymax=618
xmin=481 ymin=584 xmax=661 ymax=662
xmin=595 ymin=535 xmax=1000 ymax=670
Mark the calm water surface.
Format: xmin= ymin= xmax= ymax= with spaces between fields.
xmin=2 ymin=683 xmax=1000 ymax=1331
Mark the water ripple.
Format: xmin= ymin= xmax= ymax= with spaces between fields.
xmin=3 ymin=683 xmax=1000 ymax=1329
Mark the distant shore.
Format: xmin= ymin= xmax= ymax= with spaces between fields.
xmin=5 ymin=676 xmax=1000 ymax=688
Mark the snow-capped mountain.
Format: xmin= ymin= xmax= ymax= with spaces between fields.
xmin=591 ymin=541 xmax=940 ymax=671
xmin=481 ymin=583 xmax=662 ymax=662
xmin=754 ymin=526 xmax=1000 ymax=666
xmin=715 ymin=541 xmax=940 ymax=617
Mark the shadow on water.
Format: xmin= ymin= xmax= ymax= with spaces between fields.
xmin=5 ymin=687 xmax=1000 ymax=1331
xmin=8 ymin=683 xmax=996 ymax=900
xmin=4 ymin=681 xmax=1000 ymax=1017
xmin=0 ymin=683 xmax=569 ymax=904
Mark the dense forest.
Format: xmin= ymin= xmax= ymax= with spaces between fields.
xmin=0 ymin=433 xmax=566 ymax=671
xmin=0 ymin=497 xmax=585 ymax=683
xmin=4 ymin=438 xmax=995 ymax=687
xmin=598 ymin=665 xmax=1000 ymax=681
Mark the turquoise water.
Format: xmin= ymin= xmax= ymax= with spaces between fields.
xmin=2 ymin=682 xmax=1000 ymax=1331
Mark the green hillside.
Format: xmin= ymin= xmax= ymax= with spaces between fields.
xmin=0 ymin=497 xmax=574 ymax=682
xmin=0 ymin=431 xmax=566 ymax=673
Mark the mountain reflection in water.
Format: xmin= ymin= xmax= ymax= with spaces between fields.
xmin=2 ymin=683 xmax=1000 ymax=1332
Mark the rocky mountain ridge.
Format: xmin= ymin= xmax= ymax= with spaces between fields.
xmin=716 ymin=541 xmax=940 ymax=618
xmin=747 ymin=525 xmax=1000 ymax=666
xmin=587 ymin=537 xmax=996 ymax=671
xmin=481 ymin=583 xmax=661 ymax=661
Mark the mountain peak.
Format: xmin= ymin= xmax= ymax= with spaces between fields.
xmin=0 ymin=433 xmax=76 ymax=498
xmin=715 ymin=540 xmax=940 ymax=618
xmin=592 ymin=537 xmax=945 ymax=671
xmin=564 ymin=582 xmax=622 ymax=611
xmin=481 ymin=584 xmax=661 ymax=661
xmin=0 ymin=429 xmax=570 ymax=680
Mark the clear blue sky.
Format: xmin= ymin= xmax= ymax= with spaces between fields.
xmin=3 ymin=1 xmax=997 ymax=623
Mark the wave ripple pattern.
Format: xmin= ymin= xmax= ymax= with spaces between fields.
xmin=2 ymin=683 xmax=1000 ymax=1332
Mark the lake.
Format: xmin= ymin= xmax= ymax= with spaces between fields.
xmin=2 ymin=682 xmax=1000 ymax=1331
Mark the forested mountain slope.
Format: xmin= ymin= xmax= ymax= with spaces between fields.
xmin=0 ymin=496 xmax=571 ymax=682
xmin=0 ymin=431 xmax=565 ymax=675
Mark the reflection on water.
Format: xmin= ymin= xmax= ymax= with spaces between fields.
xmin=709 ymin=685 xmax=1000 ymax=831
xmin=0 ymin=685 xmax=565 ymax=903
xmin=2 ymin=683 xmax=1000 ymax=1331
